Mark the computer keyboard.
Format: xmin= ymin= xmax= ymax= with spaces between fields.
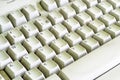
xmin=0 ymin=0 xmax=120 ymax=80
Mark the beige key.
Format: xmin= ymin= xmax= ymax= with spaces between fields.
xmin=39 ymin=59 xmax=60 ymax=77
xmin=22 ymin=5 xmax=39 ymax=20
xmin=54 ymin=51 xmax=74 ymax=68
xmin=37 ymin=30 xmax=56 ymax=45
xmin=68 ymin=44 xmax=87 ymax=60
xmin=88 ymin=19 xmax=105 ymax=33
xmin=0 ymin=71 xmax=10 ymax=80
xmin=93 ymin=30 xmax=111 ymax=45
xmin=46 ymin=74 xmax=61 ymax=80
xmin=50 ymin=38 xmax=69 ymax=54
xmin=81 ymin=37 xmax=100 ymax=52
xmin=63 ymin=18 xmax=80 ymax=32
xmin=0 ymin=50 xmax=13 ymax=70
xmin=55 ymin=0 xmax=69 ymax=7
xmin=76 ymin=25 xmax=94 ymax=39
xmin=5 ymin=60 xmax=26 ymax=79
xmin=0 ymin=16 xmax=13 ymax=33
xmin=110 ymin=8 xmax=120 ymax=21
xmin=21 ymin=52 xmax=41 ymax=70
xmin=0 ymin=35 xmax=10 ymax=50
xmin=21 ymin=22 xmax=39 ymax=38
xmin=8 ymin=10 xmax=27 ymax=27
xmin=83 ymin=0 xmax=98 ymax=7
xmin=108 ymin=0 xmax=120 ymax=8
xmin=12 ymin=76 xmax=23 ymax=80
xmin=50 ymin=23 xmax=68 ymax=38
xmin=7 ymin=43 xmax=28 ymax=60
xmin=23 ymin=36 xmax=42 ymax=52
xmin=7 ymin=28 xmax=25 ymax=44
xmin=64 ymin=32 xmax=82 ymax=46
xmin=36 ymin=45 xmax=56 ymax=62
xmin=23 ymin=68 xmax=45 ymax=80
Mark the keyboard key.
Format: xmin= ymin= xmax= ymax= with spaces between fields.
xmin=72 ymin=0 xmax=87 ymax=13
xmin=107 ymin=0 xmax=120 ymax=8
xmin=63 ymin=18 xmax=80 ymax=32
xmin=5 ymin=60 xmax=26 ymax=79
xmin=64 ymin=32 xmax=82 ymax=46
xmin=0 ymin=71 xmax=10 ymax=80
xmin=68 ymin=44 xmax=87 ymax=60
xmin=7 ymin=43 xmax=28 ymax=60
xmin=110 ymin=8 xmax=120 ymax=21
xmin=105 ymin=24 xmax=120 ymax=38
xmin=37 ymin=30 xmax=56 ymax=45
xmin=8 ymin=10 xmax=27 ymax=27
xmin=23 ymin=36 xmax=42 ymax=52
xmin=50 ymin=38 xmax=69 ymax=53
xmin=7 ymin=28 xmax=25 ymax=44
xmin=35 ymin=16 xmax=52 ymax=31
xmin=0 ymin=16 xmax=13 ymax=33
xmin=36 ymin=45 xmax=56 ymax=62
xmin=99 ymin=14 xmax=116 ymax=26
xmin=0 ymin=50 xmax=13 ymax=70
xmin=97 ymin=1 xmax=113 ymax=14
xmin=0 ymin=35 xmax=10 ymax=50
xmin=23 ymin=68 xmax=45 ymax=80
xmin=81 ymin=37 xmax=100 ymax=52
xmin=12 ymin=76 xmax=23 ymax=80
xmin=48 ymin=10 xmax=64 ymax=25
xmin=46 ymin=74 xmax=61 ymax=80
xmin=75 ymin=12 xmax=92 ymax=25
xmin=58 ymin=36 xmax=120 ymax=80
xmin=40 ymin=0 xmax=58 ymax=11
xmin=83 ymin=0 xmax=98 ymax=7
xmin=76 ymin=25 xmax=94 ymax=39
xmin=50 ymin=23 xmax=68 ymax=38
xmin=39 ymin=59 xmax=60 ymax=77
xmin=60 ymin=5 xmax=76 ymax=19
xmin=21 ymin=22 xmax=39 ymax=38
xmin=93 ymin=30 xmax=111 ymax=45
xmin=54 ymin=51 xmax=74 ymax=68
xmin=88 ymin=19 xmax=105 ymax=33
xmin=55 ymin=0 xmax=69 ymax=7
xmin=22 ymin=5 xmax=39 ymax=20
xmin=21 ymin=52 xmax=41 ymax=70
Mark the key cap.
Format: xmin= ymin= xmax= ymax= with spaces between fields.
xmin=105 ymin=24 xmax=120 ymax=38
xmin=83 ymin=0 xmax=98 ymax=7
xmin=96 ymin=64 xmax=120 ymax=80
xmin=36 ymin=45 xmax=56 ymax=62
xmin=12 ymin=76 xmax=23 ymax=80
xmin=7 ymin=43 xmax=28 ymax=60
xmin=0 ymin=35 xmax=10 ymax=50
xmin=23 ymin=36 xmax=42 ymax=52
xmin=0 ymin=71 xmax=10 ymax=80
xmin=37 ymin=30 xmax=56 ymax=45
xmin=8 ymin=10 xmax=27 ymax=27
xmin=48 ymin=10 xmax=64 ymax=25
xmin=5 ymin=60 xmax=26 ymax=79
xmin=107 ymin=0 xmax=120 ymax=8
xmin=50 ymin=38 xmax=69 ymax=54
xmin=75 ymin=12 xmax=92 ymax=25
xmin=0 ymin=16 xmax=13 ymax=33
xmin=110 ymin=8 xmax=120 ymax=21
xmin=58 ymin=35 xmax=120 ymax=80
xmin=23 ymin=68 xmax=45 ymax=80
xmin=54 ymin=51 xmax=74 ymax=68
xmin=6 ymin=28 xmax=25 ymax=44
xmin=88 ymin=19 xmax=105 ymax=33
xmin=93 ymin=30 xmax=111 ymax=45
xmin=21 ymin=52 xmax=41 ymax=70
xmin=99 ymin=14 xmax=116 ymax=26
xmin=46 ymin=74 xmax=61 ymax=80
xmin=34 ymin=16 xmax=52 ymax=31
xmin=76 ymin=25 xmax=94 ymax=39
xmin=39 ymin=59 xmax=60 ymax=77
xmin=0 ymin=50 xmax=13 ymax=70
xmin=63 ymin=18 xmax=80 ymax=32
xmin=22 ymin=5 xmax=39 ymax=20
xmin=64 ymin=32 xmax=82 ymax=46
xmin=97 ymin=1 xmax=113 ymax=14
xmin=72 ymin=0 xmax=87 ymax=13
xmin=68 ymin=44 xmax=87 ymax=60
xmin=81 ymin=37 xmax=100 ymax=52
xmin=50 ymin=23 xmax=68 ymax=38
xmin=40 ymin=0 xmax=58 ymax=11
xmin=21 ymin=22 xmax=39 ymax=38
xmin=55 ymin=0 xmax=68 ymax=7
xmin=60 ymin=5 xmax=76 ymax=19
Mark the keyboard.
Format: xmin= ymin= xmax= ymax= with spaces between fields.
xmin=0 ymin=0 xmax=120 ymax=80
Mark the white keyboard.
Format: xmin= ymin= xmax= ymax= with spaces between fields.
xmin=0 ymin=0 xmax=120 ymax=80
